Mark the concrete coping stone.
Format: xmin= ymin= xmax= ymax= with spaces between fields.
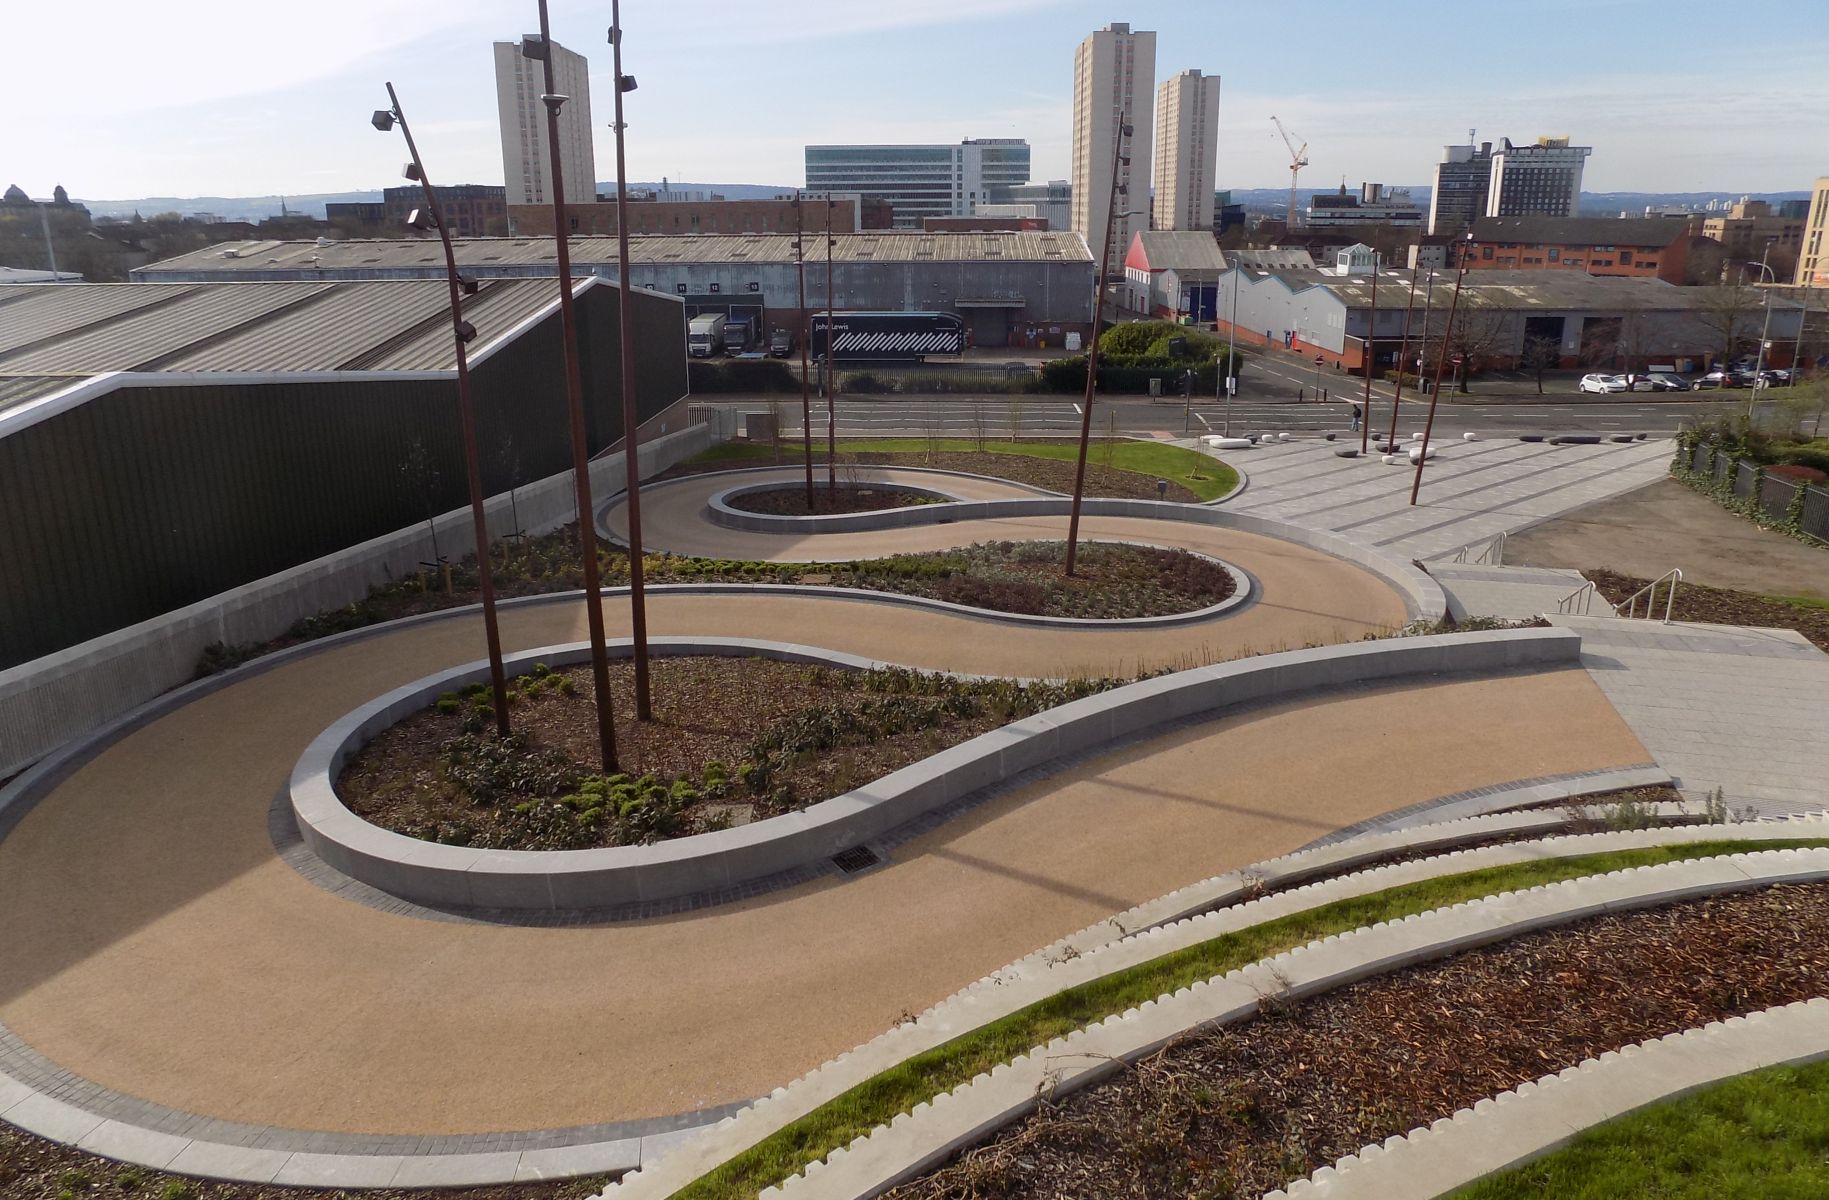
xmin=1264 ymin=996 xmax=1829 ymax=1199
xmin=590 ymin=816 xmax=1829 ymax=1200
xmin=291 ymin=628 xmax=1582 ymax=913
xmin=604 ymin=465 xmax=1441 ymax=622
xmin=705 ymin=479 xmax=971 ymax=533
xmin=748 ymin=846 xmax=1829 ymax=1200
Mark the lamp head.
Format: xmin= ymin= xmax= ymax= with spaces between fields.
xmin=619 ymin=74 xmax=638 ymax=92
xmin=402 ymin=162 xmax=423 ymax=182
xmin=455 ymin=319 xmax=478 ymax=343
xmin=371 ymin=109 xmax=396 ymax=132
xmin=519 ymin=35 xmax=548 ymax=60
xmin=405 ymin=208 xmax=435 ymax=232
xmin=460 ymin=276 xmax=480 ymax=296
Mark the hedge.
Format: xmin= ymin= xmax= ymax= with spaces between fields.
xmin=688 ymin=359 xmax=800 ymax=394
xmin=1040 ymin=348 xmax=1240 ymax=395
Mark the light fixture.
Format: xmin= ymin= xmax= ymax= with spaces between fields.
xmin=402 ymin=161 xmax=423 ymax=182
xmin=405 ymin=208 xmax=435 ymax=231
xmin=460 ymin=276 xmax=480 ymax=296
xmin=519 ymin=35 xmax=548 ymax=60
xmin=619 ymin=74 xmax=638 ymax=93
xmin=455 ymin=319 xmax=477 ymax=343
xmin=370 ymin=109 xmax=396 ymax=132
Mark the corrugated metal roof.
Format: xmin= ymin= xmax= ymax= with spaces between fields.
xmin=0 ymin=375 xmax=77 ymax=417
xmin=0 ymin=280 xmax=564 ymax=378
xmin=1245 ymin=269 xmax=1798 ymax=313
xmin=1133 ymin=231 xmax=1227 ymax=272
xmin=136 ymin=230 xmax=1095 ymax=275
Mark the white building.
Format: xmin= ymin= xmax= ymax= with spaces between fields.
xmin=1304 ymin=183 xmax=1423 ymax=229
xmin=1152 ymin=69 xmax=1222 ymax=233
xmin=1071 ymin=22 xmax=1156 ymax=271
xmin=1487 ymin=136 xmax=1591 ymax=219
xmin=494 ymin=38 xmax=596 ymax=209
xmin=977 ymin=180 xmax=1072 ymax=231
xmin=804 ymin=140 xmax=1031 ymax=229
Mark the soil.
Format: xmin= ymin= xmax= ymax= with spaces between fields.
xmin=1587 ymin=569 xmax=1829 ymax=651
xmin=1505 ymin=478 xmax=1829 ymax=598
xmin=888 ymin=882 xmax=1829 ymax=1200
xmin=338 ymin=657 xmax=1107 ymax=852
xmin=724 ymin=485 xmax=941 ymax=516
xmin=659 ymin=445 xmax=1204 ymax=503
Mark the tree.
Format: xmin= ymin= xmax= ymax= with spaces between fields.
xmin=1444 ymin=303 xmax=1514 ymax=393
xmin=1522 ymin=334 xmax=1560 ymax=395
xmin=1692 ymin=284 xmax=1762 ymax=367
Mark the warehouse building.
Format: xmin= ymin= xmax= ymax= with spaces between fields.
xmin=131 ymin=231 xmax=1097 ymax=349
xmin=0 ymin=277 xmax=686 ymax=676
xmin=1214 ymin=267 xmax=1806 ymax=374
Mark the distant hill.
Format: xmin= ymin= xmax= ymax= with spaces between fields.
xmin=75 ymin=181 xmax=800 ymax=223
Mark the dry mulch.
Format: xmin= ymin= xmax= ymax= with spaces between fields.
xmin=724 ymin=485 xmax=941 ymax=516
xmin=337 ymin=657 xmax=1068 ymax=852
xmin=889 ymin=882 xmax=1829 ymax=1200
xmin=1587 ymin=568 xmax=1829 ymax=651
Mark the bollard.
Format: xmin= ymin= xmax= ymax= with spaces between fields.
xmin=1155 ymin=479 xmax=1169 ymax=500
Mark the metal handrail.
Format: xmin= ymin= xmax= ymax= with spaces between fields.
xmin=1615 ymin=568 xmax=1683 ymax=623
xmin=1557 ymin=580 xmax=1596 ymax=615
xmin=1451 ymin=531 xmax=1507 ymax=565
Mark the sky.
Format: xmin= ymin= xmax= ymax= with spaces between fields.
xmin=5 ymin=0 xmax=1826 ymax=202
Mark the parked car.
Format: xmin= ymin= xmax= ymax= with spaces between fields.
xmin=1631 ymin=374 xmax=1690 ymax=392
xmin=1758 ymin=367 xmax=1794 ymax=386
xmin=1579 ymin=373 xmax=1628 ymax=394
xmin=1694 ymin=369 xmax=1742 ymax=389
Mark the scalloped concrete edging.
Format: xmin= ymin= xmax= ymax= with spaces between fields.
xmin=603 ymin=468 xmax=1443 ymax=622
xmin=755 ymin=845 xmax=1829 ymax=1200
xmin=1265 ymin=997 xmax=1829 ymax=1199
xmin=590 ymin=817 xmax=1827 ymax=1200
xmin=708 ymin=480 xmax=965 ymax=533
xmin=292 ymin=628 xmax=1581 ymax=912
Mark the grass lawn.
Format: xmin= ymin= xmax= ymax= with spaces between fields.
xmin=681 ymin=438 xmax=1239 ymax=502
xmin=1448 ymin=1058 xmax=1829 ymax=1199
xmin=671 ymin=839 xmax=1829 ymax=1200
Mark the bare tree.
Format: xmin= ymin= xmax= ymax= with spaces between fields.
xmin=1522 ymin=334 xmax=1560 ymax=395
xmin=1692 ymin=284 xmax=1762 ymax=368
xmin=1444 ymin=304 xmax=1515 ymax=393
xmin=1006 ymin=393 xmax=1025 ymax=444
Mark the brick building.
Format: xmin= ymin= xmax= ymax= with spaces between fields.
xmin=507 ymin=196 xmax=862 ymax=237
xmin=1465 ymin=216 xmax=1696 ymax=283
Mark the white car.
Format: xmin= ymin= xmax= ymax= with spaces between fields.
xmin=1578 ymin=373 xmax=1628 ymax=394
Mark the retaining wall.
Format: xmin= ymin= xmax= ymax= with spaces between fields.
xmin=291 ymin=628 xmax=1582 ymax=912
xmin=0 ymin=425 xmax=711 ymax=779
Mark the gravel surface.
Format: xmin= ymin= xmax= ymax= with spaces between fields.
xmin=888 ymin=882 xmax=1829 ymax=1200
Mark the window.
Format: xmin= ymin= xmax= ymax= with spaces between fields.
xmin=1547 ymin=248 xmax=1560 ymax=262
xmin=1482 ymin=246 xmax=1494 ymax=260
xmin=1619 ymin=250 xmax=1633 ymax=265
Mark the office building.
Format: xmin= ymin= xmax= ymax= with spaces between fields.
xmin=977 ymin=180 xmax=1072 ymax=231
xmin=1800 ymin=178 xmax=1829 ymax=287
xmin=494 ymin=37 xmax=596 ymax=208
xmin=1071 ymin=22 xmax=1156 ymax=270
xmin=803 ymin=140 xmax=1030 ymax=229
xmin=1701 ymin=198 xmax=1805 ymax=269
xmin=1487 ymin=136 xmax=1591 ymax=218
xmin=1304 ymin=183 xmax=1424 ymax=230
xmin=1466 ymin=216 xmax=1696 ymax=283
xmin=1428 ymin=141 xmax=1492 ymax=237
xmin=1151 ymin=69 xmax=1222 ymax=232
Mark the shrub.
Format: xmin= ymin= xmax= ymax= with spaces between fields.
xmin=557 ymin=676 xmax=577 ymax=696
xmin=434 ymin=696 xmax=461 ymax=715
xmin=1776 ymin=445 xmax=1829 ymax=474
xmin=688 ymin=358 xmax=799 ymax=393
xmin=193 ymin=641 xmax=259 ymax=679
xmin=160 ymin=1183 xmax=198 ymax=1200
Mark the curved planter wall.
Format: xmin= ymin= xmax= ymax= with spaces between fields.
xmin=290 ymin=628 xmax=1583 ymax=913
xmin=610 ymin=469 xmax=1445 ymax=624
xmin=708 ymin=480 xmax=963 ymax=532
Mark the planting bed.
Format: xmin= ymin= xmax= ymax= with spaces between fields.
xmin=1587 ymin=568 xmax=1829 ymax=651
xmin=723 ymin=484 xmax=942 ymax=517
xmin=337 ymin=657 xmax=1118 ymax=852
xmin=886 ymin=882 xmax=1829 ymax=1200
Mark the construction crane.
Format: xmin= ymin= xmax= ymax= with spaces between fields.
xmin=1272 ymin=116 xmax=1309 ymax=229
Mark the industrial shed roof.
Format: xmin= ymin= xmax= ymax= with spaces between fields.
xmin=1238 ymin=269 xmax=1800 ymax=314
xmin=1130 ymin=231 xmax=1228 ymax=272
xmin=134 ymin=230 xmax=1095 ymax=276
xmin=0 ymin=278 xmax=566 ymax=401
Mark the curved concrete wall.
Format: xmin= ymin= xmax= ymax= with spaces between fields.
xmin=291 ymin=628 xmax=1582 ymax=912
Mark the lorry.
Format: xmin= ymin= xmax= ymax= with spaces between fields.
xmin=723 ymin=316 xmax=755 ymax=355
xmin=687 ymin=313 xmax=727 ymax=358
xmin=807 ymin=311 xmax=966 ymax=362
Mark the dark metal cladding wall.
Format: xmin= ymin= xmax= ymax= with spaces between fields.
xmin=0 ymin=286 xmax=686 ymax=669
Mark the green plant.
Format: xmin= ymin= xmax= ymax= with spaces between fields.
xmin=159 ymin=1182 xmax=197 ymax=1200
xmin=115 ymin=1166 xmax=145 ymax=1191
xmin=435 ymin=694 xmax=461 ymax=715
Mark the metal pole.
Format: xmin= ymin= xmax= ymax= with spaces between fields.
xmin=534 ymin=0 xmax=617 ymax=771
xmin=1747 ymin=248 xmax=1776 ymax=420
xmin=794 ymin=192 xmax=813 ymax=507
xmin=1385 ymin=260 xmax=1420 ymax=449
xmin=383 ymin=82 xmax=511 ymax=738
xmin=1410 ymin=242 xmax=1470 ymax=505
xmin=1065 ymin=110 xmax=1130 ymax=577
xmin=1361 ymin=253 xmax=1377 ymax=454
xmin=825 ymin=196 xmax=837 ymax=497
xmin=1791 ymin=284 xmax=1811 ymax=381
xmin=608 ymin=0 xmax=652 ymax=722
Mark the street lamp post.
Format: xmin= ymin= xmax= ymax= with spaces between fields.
xmin=529 ymin=0 xmax=618 ymax=770
xmin=1410 ymin=236 xmax=1473 ymax=506
xmin=1746 ymin=246 xmax=1778 ymax=420
xmin=1224 ymin=259 xmax=1239 ymax=436
xmin=825 ymin=196 xmax=837 ymax=497
xmin=1361 ymin=253 xmax=1378 ymax=453
xmin=1384 ymin=256 xmax=1420 ymax=449
xmin=1065 ymin=112 xmax=1133 ymax=578
xmin=371 ymin=85 xmax=511 ymax=738
xmin=606 ymin=0 xmax=652 ymax=722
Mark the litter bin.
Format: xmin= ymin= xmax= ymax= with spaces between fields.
xmin=1148 ymin=377 xmax=1163 ymax=397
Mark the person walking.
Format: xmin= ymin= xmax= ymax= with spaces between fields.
xmin=1350 ymin=402 xmax=1363 ymax=433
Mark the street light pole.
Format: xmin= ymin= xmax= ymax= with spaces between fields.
xmin=793 ymin=192 xmax=813 ymax=507
xmin=1361 ymin=252 xmax=1378 ymax=453
xmin=607 ymin=0 xmax=652 ymax=722
xmin=373 ymin=84 xmax=511 ymax=738
xmin=1224 ymin=257 xmax=1238 ymax=436
xmin=1410 ymin=237 xmax=1472 ymax=506
xmin=1065 ymin=110 xmax=1132 ymax=578
xmin=1383 ymin=260 xmax=1420 ymax=450
xmin=531 ymin=0 xmax=617 ymax=771
xmin=1746 ymin=246 xmax=1777 ymax=420
xmin=825 ymin=195 xmax=837 ymax=497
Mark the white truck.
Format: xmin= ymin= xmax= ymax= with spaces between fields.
xmin=687 ymin=314 xmax=728 ymax=358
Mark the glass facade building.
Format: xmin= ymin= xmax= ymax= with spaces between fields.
xmin=805 ymin=140 xmax=1030 ymax=229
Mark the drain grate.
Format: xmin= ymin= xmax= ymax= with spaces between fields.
xmin=831 ymin=845 xmax=882 ymax=874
